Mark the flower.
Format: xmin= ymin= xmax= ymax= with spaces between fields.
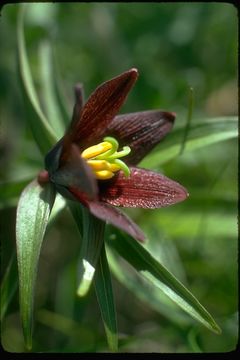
xmin=40 ymin=68 xmax=188 ymax=242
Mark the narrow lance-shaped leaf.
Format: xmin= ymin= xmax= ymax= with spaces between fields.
xmin=17 ymin=4 xmax=57 ymax=155
xmin=69 ymin=203 xmax=105 ymax=297
xmin=106 ymin=245 xmax=190 ymax=326
xmin=16 ymin=180 xmax=56 ymax=349
xmin=107 ymin=228 xmax=221 ymax=334
xmin=39 ymin=40 xmax=65 ymax=138
xmin=141 ymin=116 xmax=238 ymax=167
xmin=94 ymin=243 xmax=118 ymax=352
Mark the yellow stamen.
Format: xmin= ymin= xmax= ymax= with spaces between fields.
xmin=81 ymin=137 xmax=131 ymax=180
xmin=81 ymin=142 xmax=112 ymax=159
xmin=108 ymin=163 xmax=121 ymax=172
xmin=87 ymin=160 xmax=111 ymax=171
xmin=95 ymin=170 xmax=115 ymax=180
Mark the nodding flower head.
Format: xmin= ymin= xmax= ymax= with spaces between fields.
xmin=42 ymin=68 xmax=188 ymax=242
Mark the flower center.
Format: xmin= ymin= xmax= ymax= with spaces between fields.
xmin=81 ymin=137 xmax=131 ymax=180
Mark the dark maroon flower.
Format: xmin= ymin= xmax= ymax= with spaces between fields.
xmin=43 ymin=68 xmax=188 ymax=242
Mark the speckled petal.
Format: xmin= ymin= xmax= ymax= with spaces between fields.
xmin=99 ymin=167 xmax=188 ymax=208
xmin=67 ymin=68 xmax=138 ymax=150
xmin=68 ymin=186 xmax=146 ymax=242
xmin=106 ymin=110 xmax=175 ymax=165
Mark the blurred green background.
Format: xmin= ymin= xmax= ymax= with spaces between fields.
xmin=0 ymin=3 xmax=238 ymax=352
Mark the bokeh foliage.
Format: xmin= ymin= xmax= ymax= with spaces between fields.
xmin=0 ymin=3 xmax=238 ymax=352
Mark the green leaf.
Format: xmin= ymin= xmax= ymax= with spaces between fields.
xmin=51 ymin=52 xmax=71 ymax=128
xmin=141 ymin=117 xmax=238 ymax=167
xmin=16 ymin=179 xmax=56 ymax=349
xmin=69 ymin=203 xmax=105 ymax=297
xmin=106 ymin=245 xmax=190 ymax=326
xmin=17 ymin=4 xmax=57 ymax=156
xmin=94 ymin=244 xmax=118 ymax=352
xmin=107 ymin=229 xmax=221 ymax=334
xmin=39 ymin=40 xmax=65 ymax=138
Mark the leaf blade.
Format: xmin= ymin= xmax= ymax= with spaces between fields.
xmin=94 ymin=244 xmax=118 ymax=352
xmin=17 ymin=4 xmax=57 ymax=155
xmin=141 ymin=116 xmax=238 ymax=167
xmin=39 ymin=40 xmax=65 ymax=138
xmin=16 ymin=180 xmax=55 ymax=349
xmin=107 ymin=229 xmax=221 ymax=334
xmin=106 ymin=245 xmax=190 ymax=326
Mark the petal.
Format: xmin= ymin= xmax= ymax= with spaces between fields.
xmin=99 ymin=167 xmax=188 ymax=209
xmin=67 ymin=68 xmax=138 ymax=149
xmin=87 ymin=201 xmax=146 ymax=242
xmin=106 ymin=110 xmax=175 ymax=165
xmin=45 ymin=138 xmax=64 ymax=173
xmin=60 ymin=84 xmax=85 ymax=161
xmin=69 ymin=83 xmax=85 ymax=130
xmin=50 ymin=144 xmax=98 ymax=200
xmin=69 ymin=186 xmax=145 ymax=241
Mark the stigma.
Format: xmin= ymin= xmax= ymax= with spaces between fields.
xmin=81 ymin=137 xmax=131 ymax=180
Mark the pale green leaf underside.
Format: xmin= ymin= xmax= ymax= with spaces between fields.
xmin=16 ymin=180 xmax=55 ymax=349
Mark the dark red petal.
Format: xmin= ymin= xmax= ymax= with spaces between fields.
xmin=68 ymin=186 xmax=145 ymax=242
xmin=99 ymin=167 xmax=188 ymax=209
xmin=106 ymin=110 xmax=175 ymax=165
xmin=69 ymin=83 xmax=85 ymax=130
xmin=60 ymin=84 xmax=85 ymax=162
xmin=87 ymin=201 xmax=146 ymax=242
xmin=51 ymin=144 xmax=98 ymax=200
xmin=68 ymin=68 xmax=138 ymax=149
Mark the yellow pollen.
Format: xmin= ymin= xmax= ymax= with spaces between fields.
xmin=87 ymin=160 xmax=111 ymax=171
xmin=81 ymin=142 xmax=112 ymax=159
xmin=95 ymin=170 xmax=115 ymax=180
xmin=108 ymin=163 xmax=121 ymax=172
